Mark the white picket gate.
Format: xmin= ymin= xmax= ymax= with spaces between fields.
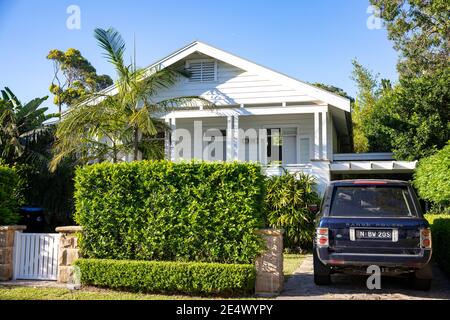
xmin=13 ymin=232 xmax=60 ymax=280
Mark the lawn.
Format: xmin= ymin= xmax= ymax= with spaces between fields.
xmin=0 ymin=285 xmax=263 ymax=300
xmin=283 ymin=254 xmax=304 ymax=279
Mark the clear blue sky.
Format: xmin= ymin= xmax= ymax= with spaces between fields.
xmin=0 ymin=0 xmax=398 ymax=114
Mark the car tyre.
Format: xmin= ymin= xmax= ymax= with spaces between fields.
xmin=409 ymin=263 xmax=432 ymax=291
xmin=313 ymin=249 xmax=331 ymax=285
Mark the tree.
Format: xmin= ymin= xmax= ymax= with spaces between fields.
xmin=350 ymin=59 xmax=381 ymax=153
xmin=370 ymin=0 xmax=450 ymax=78
xmin=47 ymin=48 xmax=113 ymax=116
xmin=414 ymin=142 xmax=450 ymax=213
xmin=369 ymin=67 xmax=450 ymax=160
xmin=0 ymin=87 xmax=56 ymax=164
xmin=50 ymin=28 xmax=209 ymax=170
xmin=354 ymin=1 xmax=450 ymax=160
xmin=0 ymin=88 xmax=74 ymax=228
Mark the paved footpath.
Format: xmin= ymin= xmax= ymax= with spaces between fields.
xmin=278 ymin=255 xmax=450 ymax=300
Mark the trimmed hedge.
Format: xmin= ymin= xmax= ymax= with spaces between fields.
xmin=75 ymin=258 xmax=255 ymax=295
xmin=425 ymin=214 xmax=450 ymax=275
xmin=414 ymin=143 xmax=450 ymax=213
xmin=74 ymin=161 xmax=265 ymax=264
xmin=0 ymin=165 xmax=23 ymax=225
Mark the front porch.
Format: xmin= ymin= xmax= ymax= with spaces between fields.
xmin=164 ymin=104 xmax=342 ymax=166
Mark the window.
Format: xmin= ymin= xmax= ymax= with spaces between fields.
xmin=329 ymin=186 xmax=417 ymax=217
xmin=266 ymin=127 xmax=298 ymax=165
xmin=299 ymin=137 xmax=311 ymax=163
xmin=186 ymin=59 xmax=217 ymax=82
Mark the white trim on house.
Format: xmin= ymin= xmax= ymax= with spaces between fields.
xmin=164 ymin=105 xmax=328 ymax=119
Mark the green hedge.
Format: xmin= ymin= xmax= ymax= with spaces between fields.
xmin=0 ymin=165 xmax=23 ymax=225
xmin=425 ymin=214 xmax=450 ymax=275
xmin=74 ymin=161 xmax=265 ymax=264
xmin=414 ymin=143 xmax=450 ymax=213
xmin=75 ymin=258 xmax=255 ymax=295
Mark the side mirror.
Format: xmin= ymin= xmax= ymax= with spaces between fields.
xmin=308 ymin=204 xmax=319 ymax=214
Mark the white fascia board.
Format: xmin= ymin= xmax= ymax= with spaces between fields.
xmin=163 ymin=105 xmax=327 ymax=119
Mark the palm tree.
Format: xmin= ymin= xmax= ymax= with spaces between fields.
xmin=50 ymin=28 xmax=208 ymax=170
xmin=0 ymin=87 xmax=56 ymax=165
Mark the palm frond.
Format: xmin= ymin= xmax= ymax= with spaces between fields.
xmin=94 ymin=28 xmax=129 ymax=80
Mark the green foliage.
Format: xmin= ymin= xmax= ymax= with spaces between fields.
xmin=0 ymin=165 xmax=23 ymax=225
xmin=0 ymin=87 xmax=56 ymax=164
xmin=425 ymin=214 xmax=450 ymax=275
xmin=263 ymin=172 xmax=320 ymax=250
xmin=415 ymin=143 xmax=450 ymax=213
xmin=350 ymin=57 xmax=449 ymax=159
xmin=47 ymin=48 xmax=113 ymax=110
xmin=367 ymin=67 xmax=449 ymax=160
xmin=74 ymin=161 xmax=265 ymax=264
xmin=350 ymin=59 xmax=382 ymax=153
xmin=0 ymin=88 xmax=75 ymax=228
xmin=370 ymin=0 xmax=449 ymax=78
xmin=75 ymin=258 xmax=255 ymax=295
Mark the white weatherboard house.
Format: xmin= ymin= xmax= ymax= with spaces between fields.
xmin=138 ymin=41 xmax=416 ymax=194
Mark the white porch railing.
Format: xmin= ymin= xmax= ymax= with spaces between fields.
xmin=262 ymin=164 xmax=313 ymax=176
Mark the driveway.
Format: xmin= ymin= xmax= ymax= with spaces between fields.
xmin=278 ymin=255 xmax=450 ymax=300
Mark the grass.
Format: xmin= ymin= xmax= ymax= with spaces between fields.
xmin=283 ymin=253 xmax=304 ymax=279
xmin=0 ymin=285 xmax=263 ymax=300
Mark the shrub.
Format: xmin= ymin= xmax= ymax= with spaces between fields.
xmin=263 ymin=171 xmax=321 ymax=251
xmin=414 ymin=143 xmax=450 ymax=213
xmin=425 ymin=214 xmax=450 ymax=275
xmin=74 ymin=161 xmax=265 ymax=264
xmin=75 ymin=258 xmax=255 ymax=295
xmin=0 ymin=164 xmax=23 ymax=225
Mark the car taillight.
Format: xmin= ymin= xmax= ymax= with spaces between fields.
xmin=420 ymin=228 xmax=432 ymax=249
xmin=316 ymin=228 xmax=329 ymax=247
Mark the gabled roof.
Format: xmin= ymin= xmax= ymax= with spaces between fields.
xmin=104 ymin=40 xmax=351 ymax=112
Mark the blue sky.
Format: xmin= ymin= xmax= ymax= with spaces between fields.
xmin=0 ymin=0 xmax=398 ymax=114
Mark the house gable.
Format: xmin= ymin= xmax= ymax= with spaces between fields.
xmin=139 ymin=41 xmax=351 ymax=112
xmin=151 ymin=51 xmax=324 ymax=106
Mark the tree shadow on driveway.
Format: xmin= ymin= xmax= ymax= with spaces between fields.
xmin=278 ymin=255 xmax=450 ymax=300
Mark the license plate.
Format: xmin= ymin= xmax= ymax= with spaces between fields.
xmin=355 ymin=229 xmax=392 ymax=240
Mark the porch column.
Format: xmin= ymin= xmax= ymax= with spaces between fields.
xmin=170 ymin=117 xmax=176 ymax=161
xmin=233 ymin=115 xmax=239 ymax=161
xmin=322 ymin=111 xmax=328 ymax=160
xmin=164 ymin=118 xmax=170 ymax=160
xmin=193 ymin=120 xmax=203 ymax=160
xmin=226 ymin=116 xmax=233 ymax=161
xmin=314 ymin=112 xmax=320 ymax=160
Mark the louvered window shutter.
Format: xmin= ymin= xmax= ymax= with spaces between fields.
xmin=187 ymin=60 xmax=216 ymax=82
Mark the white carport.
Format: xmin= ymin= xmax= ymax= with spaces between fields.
xmin=330 ymin=153 xmax=417 ymax=175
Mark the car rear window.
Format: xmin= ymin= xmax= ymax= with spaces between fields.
xmin=329 ymin=186 xmax=417 ymax=217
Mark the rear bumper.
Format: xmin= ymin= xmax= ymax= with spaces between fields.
xmin=317 ymin=247 xmax=432 ymax=269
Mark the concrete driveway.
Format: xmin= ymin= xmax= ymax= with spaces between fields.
xmin=278 ymin=255 xmax=450 ymax=300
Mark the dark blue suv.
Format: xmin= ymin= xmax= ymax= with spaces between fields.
xmin=313 ymin=180 xmax=432 ymax=290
